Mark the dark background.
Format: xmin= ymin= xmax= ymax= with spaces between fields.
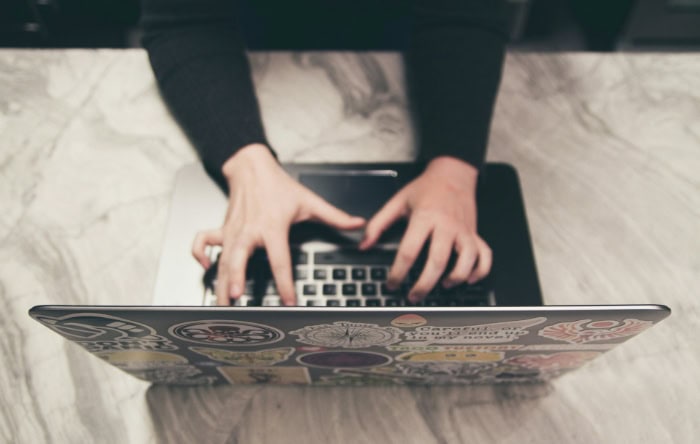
xmin=1 ymin=0 xmax=700 ymax=51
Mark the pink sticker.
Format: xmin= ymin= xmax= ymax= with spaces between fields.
xmin=504 ymin=352 xmax=601 ymax=372
xmin=538 ymin=319 xmax=653 ymax=344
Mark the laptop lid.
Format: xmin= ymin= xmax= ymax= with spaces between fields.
xmin=28 ymin=304 xmax=670 ymax=385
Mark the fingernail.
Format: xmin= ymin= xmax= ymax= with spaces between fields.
xmin=231 ymin=284 xmax=241 ymax=298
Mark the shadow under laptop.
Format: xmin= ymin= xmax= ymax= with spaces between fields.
xmin=146 ymin=383 xmax=554 ymax=443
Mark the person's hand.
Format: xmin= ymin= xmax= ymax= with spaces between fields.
xmin=359 ymin=156 xmax=492 ymax=303
xmin=192 ymin=144 xmax=365 ymax=306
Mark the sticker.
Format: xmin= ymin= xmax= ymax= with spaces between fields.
xmin=387 ymin=345 xmax=523 ymax=352
xmin=169 ymin=320 xmax=284 ymax=346
xmin=401 ymin=317 xmax=547 ymax=346
xmin=317 ymin=370 xmax=415 ymax=386
xmin=97 ymin=350 xmax=187 ymax=369
xmin=503 ymin=352 xmax=601 ymax=372
xmin=296 ymin=346 xmax=326 ymax=353
xmin=393 ymin=361 xmax=499 ymax=384
xmin=523 ymin=344 xmax=615 ymax=351
xmin=217 ymin=366 xmax=311 ymax=385
xmin=485 ymin=364 xmax=543 ymax=383
xmin=396 ymin=350 xmax=504 ymax=363
xmin=290 ymin=322 xmax=402 ymax=348
xmin=538 ymin=319 xmax=653 ymax=344
xmin=297 ymin=351 xmax=392 ymax=368
xmin=190 ymin=347 xmax=294 ymax=366
xmin=130 ymin=365 xmax=218 ymax=385
xmin=34 ymin=313 xmax=177 ymax=353
xmin=391 ymin=314 xmax=427 ymax=328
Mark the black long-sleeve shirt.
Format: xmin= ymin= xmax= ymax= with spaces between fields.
xmin=141 ymin=0 xmax=507 ymax=188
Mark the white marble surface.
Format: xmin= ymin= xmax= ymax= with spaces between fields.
xmin=1 ymin=49 xmax=699 ymax=443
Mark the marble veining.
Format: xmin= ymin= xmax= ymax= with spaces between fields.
xmin=1 ymin=49 xmax=699 ymax=443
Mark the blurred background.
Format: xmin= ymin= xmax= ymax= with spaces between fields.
xmin=1 ymin=0 xmax=699 ymax=51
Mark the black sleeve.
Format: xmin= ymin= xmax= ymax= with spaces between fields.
xmin=409 ymin=0 xmax=508 ymax=170
xmin=140 ymin=0 xmax=274 ymax=190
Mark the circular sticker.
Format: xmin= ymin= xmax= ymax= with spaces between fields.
xmin=297 ymin=351 xmax=392 ymax=368
xmin=391 ymin=314 xmax=427 ymax=328
xmin=169 ymin=320 xmax=284 ymax=346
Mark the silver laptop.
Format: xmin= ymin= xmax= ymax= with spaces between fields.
xmin=29 ymin=162 xmax=670 ymax=385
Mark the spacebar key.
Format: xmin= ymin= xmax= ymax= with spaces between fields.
xmin=314 ymin=249 xmax=394 ymax=266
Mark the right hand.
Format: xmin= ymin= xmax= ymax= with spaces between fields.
xmin=192 ymin=144 xmax=366 ymax=306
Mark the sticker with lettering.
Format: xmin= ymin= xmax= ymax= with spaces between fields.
xmin=169 ymin=320 xmax=284 ymax=346
xmin=538 ymin=319 xmax=653 ymax=344
xmin=217 ymin=366 xmax=311 ymax=385
xmin=290 ymin=322 xmax=402 ymax=348
xmin=401 ymin=317 xmax=547 ymax=346
xmin=396 ymin=350 xmax=504 ymax=363
xmin=522 ymin=344 xmax=615 ymax=351
xmin=387 ymin=345 xmax=523 ymax=352
xmin=189 ymin=347 xmax=294 ymax=366
xmin=34 ymin=313 xmax=177 ymax=353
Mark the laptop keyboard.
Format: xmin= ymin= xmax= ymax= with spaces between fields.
xmin=203 ymin=245 xmax=495 ymax=307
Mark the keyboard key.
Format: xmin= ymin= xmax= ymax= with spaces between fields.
xmin=306 ymin=300 xmax=321 ymax=306
xmin=346 ymin=299 xmax=361 ymax=307
xmin=315 ymin=249 xmax=394 ymax=266
xmin=292 ymin=250 xmax=308 ymax=265
xmin=313 ymin=269 xmax=327 ymax=280
xmin=332 ymin=268 xmax=347 ymax=280
xmin=366 ymin=299 xmax=381 ymax=307
xmin=351 ymin=268 xmax=366 ymax=280
xmin=322 ymin=284 xmax=337 ymax=296
xmin=370 ymin=267 xmax=386 ymax=281
xmin=342 ymin=283 xmax=357 ymax=296
xmin=385 ymin=299 xmax=401 ymax=307
xmin=294 ymin=267 xmax=308 ymax=280
xmin=361 ymin=283 xmax=377 ymax=296
xmin=303 ymin=284 xmax=317 ymax=296
xmin=381 ymin=283 xmax=398 ymax=296
xmin=265 ymin=283 xmax=277 ymax=295
xmin=262 ymin=296 xmax=280 ymax=306
xmin=326 ymin=300 xmax=340 ymax=307
xmin=245 ymin=299 xmax=257 ymax=306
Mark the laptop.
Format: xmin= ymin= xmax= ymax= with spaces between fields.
xmin=29 ymin=162 xmax=670 ymax=386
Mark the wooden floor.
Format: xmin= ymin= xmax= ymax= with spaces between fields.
xmin=0 ymin=50 xmax=698 ymax=443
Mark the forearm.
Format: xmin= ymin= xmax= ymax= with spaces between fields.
xmin=409 ymin=0 xmax=508 ymax=170
xmin=141 ymin=0 xmax=273 ymax=190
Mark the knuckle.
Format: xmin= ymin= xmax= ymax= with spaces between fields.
xmin=397 ymin=249 xmax=418 ymax=265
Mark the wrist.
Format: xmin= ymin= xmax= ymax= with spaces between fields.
xmin=425 ymin=156 xmax=479 ymax=191
xmin=222 ymin=143 xmax=276 ymax=181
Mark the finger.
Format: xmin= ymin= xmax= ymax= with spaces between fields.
xmin=303 ymin=192 xmax=366 ymax=230
xmin=192 ymin=229 xmax=223 ymax=269
xmin=264 ymin=230 xmax=296 ymax=306
xmin=387 ymin=216 xmax=432 ymax=290
xmin=216 ymin=242 xmax=253 ymax=305
xmin=359 ymin=191 xmax=407 ymax=250
xmin=409 ymin=229 xmax=455 ymax=302
xmin=467 ymin=237 xmax=493 ymax=284
xmin=442 ymin=235 xmax=479 ymax=289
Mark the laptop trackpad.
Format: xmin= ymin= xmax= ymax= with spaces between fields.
xmin=298 ymin=171 xmax=402 ymax=242
xmin=299 ymin=171 xmax=399 ymax=219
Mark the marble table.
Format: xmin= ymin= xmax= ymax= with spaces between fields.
xmin=1 ymin=49 xmax=698 ymax=443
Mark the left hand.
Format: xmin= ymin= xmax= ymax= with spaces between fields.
xmin=358 ymin=156 xmax=492 ymax=303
